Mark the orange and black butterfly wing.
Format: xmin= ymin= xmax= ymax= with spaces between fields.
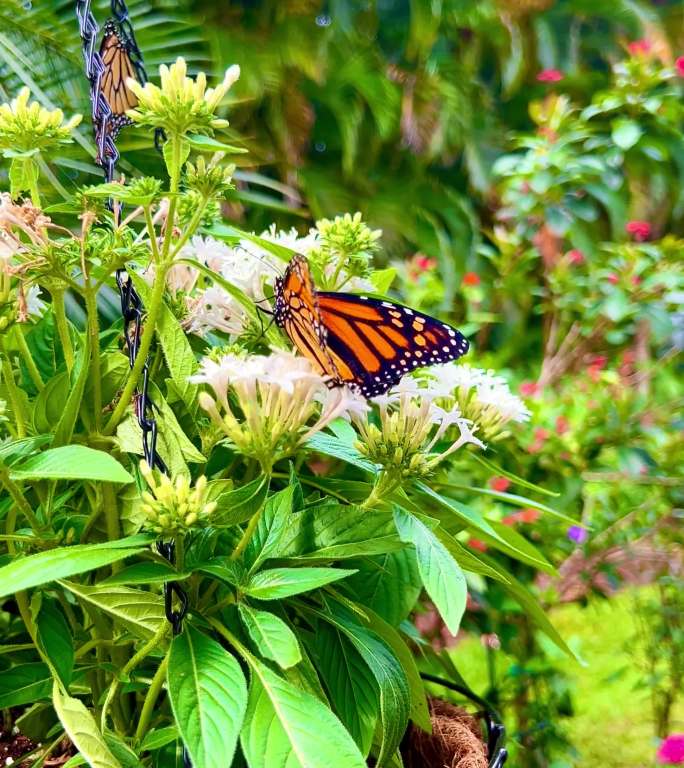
xmin=99 ymin=21 xmax=139 ymax=137
xmin=317 ymin=292 xmax=469 ymax=397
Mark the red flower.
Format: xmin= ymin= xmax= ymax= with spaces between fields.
xmin=589 ymin=354 xmax=607 ymax=370
xmin=607 ymin=272 xmax=619 ymax=285
xmin=631 ymin=275 xmax=642 ymax=286
xmin=537 ymin=69 xmax=564 ymax=83
xmin=567 ymin=249 xmax=585 ymax=265
xmin=462 ymin=271 xmax=481 ymax=287
xmin=676 ymin=57 xmax=684 ymax=78
xmin=627 ymin=39 xmax=652 ymax=56
xmin=502 ymin=514 xmax=519 ymax=526
xmin=555 ymin=415 xmax=570 ymax=435
xmin=626 ymin=220 xmax=652 ymax=242
xmin=490 ymin=476 xmax=511 ymax=493
xmin=528 ymin=427 xmax=549 ymax=454
xmin=415 ymin=254 xmax=437 ymax=271
xmin=468 ymin=538 xmax=488 ymax=553
xmin=657 ymin=733 xmax=684 ymax=764
xmin=519 ymin=508 xmax=541 ymax=524
xmin=520 ymin=380 xmax=540 ymax=397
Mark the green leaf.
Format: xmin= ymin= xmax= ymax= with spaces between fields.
xmin=213 ymin=477 xmax=270 ymax=526
xmin=369 ymin=268 xmax=397 ymax=294
xmin=101 ymin=561 xmax=187 ymax=586
xmin=414 ymin=483 xmax=504 ymax=542
xmin=0 ymin=538 xmax=150 ymax=598
xmin=344 ymin=550 xmax=422 ymax=626
xmin=186 ymin=134 xmax=248 ymax=154
xmin=240 ymin=658 xmax=366 ymax=768
xmin=393 ymin=508 xmax=467 ymax=635
xmin=238 ymin=604 xmax=301 ymax=669
xmin=35 ymin=597 xmax=74 ymax=686
xmin=306 ymin=433 xmax=376 ymax=473
xmin=278 ymin=504 xmax=401 ymax=560
xmin=323 ymin=600 xmax=410 ymax=766
xmin=0 ymin=663 xmax=52 ymax=708
xmin=139 ymin=725 xmax=179 ymax=753
xmin=60 ymin=581 xmax=165 ymax=639
xmin=32 ymin=372 xmax=70 ymax=433
xmin=245 ymin=486 xmax=295 ymax=573
xmin=244 ymin=567 xmax=356 ymax=600
xmin=482 ymin=520 xmax=556 ymax=575
xmin=53 ymin=332 xmax=91 ymax=447
xmin=436 ymin=531 xmax=510 ymax=583
xmin=310 ymin=622 xmax=378 ymax=756
xmin=210 ymin=223 xmax=294 ymax=263
xmin=467 ymin=453 xmax=559 ymax=497
xmin=0 ymin=434 xmax=51 ymax=465
xmin=10 ymin=446 xmax=134 ymax=484
xmin=53 ymin=683 xmax=122 ymax=768
xmin=83 ymin=181 xmax=160 ymax=206
xmin=612 ymin=119 xmax=643 ymax=150
xmin=168 ymin=625 xmax=248 ymax=768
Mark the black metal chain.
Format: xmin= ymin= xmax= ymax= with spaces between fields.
xmin=76 ymin=6 xmax=190 ymax=764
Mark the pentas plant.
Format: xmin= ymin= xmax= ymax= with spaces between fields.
xmin=0 ymin=60 xmax=573 ymax=768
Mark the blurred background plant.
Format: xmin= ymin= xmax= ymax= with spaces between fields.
xmin=1 ymin=1 xmax=683 ymax=766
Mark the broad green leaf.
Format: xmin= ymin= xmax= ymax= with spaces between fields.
xmin=168 ymin=625 xmax=247 ymax=768
xmin=197 ymin=559 xmax=245 ymax=587
xmin=344 ymin=550 xmax=422 ymax=626
xmin=370 ymin=267 xmax=396 ymax=294
xmin=612 ymin=119 xmax=643 ymax=150
xmin=240 ymin=658 xmax=366 ymax=768
xmin=32 ymin=372 xmax=70 ymax=433
xmin=0 ymin=537 xmax=150 ymax=598
xmin=10 ymin=445 xmax=134 ymax=484
xmin=310 ymin=622 xmax=378 ymax=756
xmin=186 ymin=134 xmax=248 ymax=153
xmin=0 ymin=434 xmax=51 ymax=465
xmin=0 ymin=663 xmax=52 ymax=708
xmin=35 ymin=597 xmax=74 ymax=686
xmin=104 ymin=733 xmax=145 ymax=768
xmin=393 ymin=508 xmax=467 ymax=636
xmin=245 ymin=486 xmax=295 ymax=573
xmin=139 ymin=725 xmax=180 ymax=752
xmin=238 ymin=604 xmax=301 ymax=669
xmin=414 ymin=483 xmax=504 ymax=542
xmin=60 ymin=581 xmax=165 ymax=639
xmin=323 ymin=600 xmax=410 ymax=766
xmin=278 ymin=504 xmax=401 ymax=560
xmin=436 ymin=531 xmax=510 ymax=583
xmin=101 ymin=561 xmax=187 ymax=586
xmin=244 ymin=567 xmax=356 ymax=600
xmin=54 ymin=333 xmax=91 ymax=447
xmin=482 ymin=520 xmax=556 ymax=575
xmin=82 ymin=180 xmax=161 ymax=206
xmin=210 ymin=223 xmax=294 ymax=262
xmin=306 ymin=433 xmax=376 ymax=473
xmin=213 ymin=477 xmax=270 ymax=526
xmin=53 ymin=683 xmax=122 ymax=768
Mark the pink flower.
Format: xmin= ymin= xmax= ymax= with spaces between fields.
xmin=567 ymin=249 xmax=585 ymax=265
xmin=520 ymin=380 xmax=540 ymax=397
xmin=490 ymin=476 xmax=511 ymax=493
xmin=537 ymin=69 xmax=564 ymax=83
xmin=626 ymin=220 xmax=652 ymax=241
xmin=468 ymin=538 xmax=488 ymax=553
xmin=631 ymin=275 xmax=642 ymax=286
xmin=502 ymin=514 xmax=519 ymax=526
xmin=415 ymin=254 xmax=437 ymax=271
xmin=607 ymin=273 xmax=619 ymax=285
xmin=555 ymin=415 xmax=570 ymax=435
xmin=519 ymin=508 xmax=541 ymax=524
xmin=628 ymin=39 xmax=652 ymax=56
xmin=676 ymin=57 xmax=684 ymax=78
xmin=657 ymin=734 xmax=684 ymax=764
xmin=462 ymin=271 xmax=481 ymax=287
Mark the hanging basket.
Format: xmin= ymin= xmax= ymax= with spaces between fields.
xmin=401 ymin=675 xmax=508 ymax=768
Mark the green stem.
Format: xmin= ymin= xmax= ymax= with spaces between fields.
xmin=168 ymin=197 xmax=209 ymax=259
xmin=101 ymin=622 xmax=169 ymax=733
xmin=0 ymin=336 xmax=26 ymax=438
xmin=0 ymin=461 xmax=43 ymax=532
xmin=4 ymin=489 xmax=38 ymax=644
xmin=13 ymin=325 xmax=43 ymax=390
xmin=230 ymin=487 xmax=269 ymax=562
xmin=135 ymin=651 xmax=169 ymax=743
xmin=102 ymin=264 xmax=169 ymax=436
xmin=160 ymin=134 xmax=183 ymax=263
xmin=52 ymin=289 xmax=74 ymax=373
xmin=84 ymin=287 xmax=102 ymax=431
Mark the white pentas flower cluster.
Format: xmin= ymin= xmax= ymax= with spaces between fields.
xmin=423 ymin=363 xmax=530 ymax=441
xmin=192 ymin=349 xmax=366 ymax=472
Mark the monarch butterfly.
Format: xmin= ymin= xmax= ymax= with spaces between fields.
xmin=98 ymin=20 xmax=139 ymax=140
xmin=273 ymin=254 xmax=469 ymax=398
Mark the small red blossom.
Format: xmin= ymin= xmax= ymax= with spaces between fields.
xmin=490 ymin=476 xmax=511 ymax=493
xmin=519 ymin=508 xmax=541 ymax=524
xmin=528 ymin=427 xmax=550 ymax=454
xmin=627 ymin=39 xmax=652 ymax=56
xmin=657 ymin=733 xmax=684 ymax=764
xmin=520 ymin=380 xmax=540 ymax=397
xmin=589 ymin=355 xmax=608 ymax=370
xmin=555 ymin=415 xmax=570 ymax=435
xmin=626 ymin=220 xmax=652 ymax=242
xmin=631 ymin=275 xmax=642 ymax=286
xmin=415 ymin=254 xmax=437 ymax=271
xmin=480 ymin=633 xmax=501 ymax=650
xmin=462 ymin=271 xmax=481 ymax=287
xmin=676 ymin=57 xmax=684 ymax=78
xmin=502 ymin=514 xmax=519 ymax=526
xmin=607 ymin=273 xmax=620 ymax=285
xmin=537 ymin=69 xmax=564 ymax=83
xmin=468 ymin=538 xmax=488 ymax=553
xmin=567 ymin=249 xmax=585 ymax=265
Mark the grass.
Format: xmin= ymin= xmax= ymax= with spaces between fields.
xmin=448 ymin=588 xmax=684 ymax=767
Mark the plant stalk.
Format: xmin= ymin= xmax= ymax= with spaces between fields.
xmin=13 ymin=325 xmax=43 ymax=390
xmin=51 ymin=289 xmax=75 ymax=373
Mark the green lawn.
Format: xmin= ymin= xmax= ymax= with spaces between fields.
xmin=449 ymin=588 xmax=683 ymax=767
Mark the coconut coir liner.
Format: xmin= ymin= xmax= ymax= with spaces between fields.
xmin=402 ymin=697 xmax=488 ymax=768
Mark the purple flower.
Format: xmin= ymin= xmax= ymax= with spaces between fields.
xmin=567 ymin=525 xmax=588 ymax=544
xmin=659 ymin=735 xmax=684 ymax=764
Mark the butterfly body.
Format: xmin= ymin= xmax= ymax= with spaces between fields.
xmin=273 ymin=255 xmax=469 ymax=397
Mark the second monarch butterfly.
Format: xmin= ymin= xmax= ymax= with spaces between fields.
xmin=99 ymin=19 xmax=140 ymax=139
xmin=272 ymin=255 xmax=469 ymax=398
